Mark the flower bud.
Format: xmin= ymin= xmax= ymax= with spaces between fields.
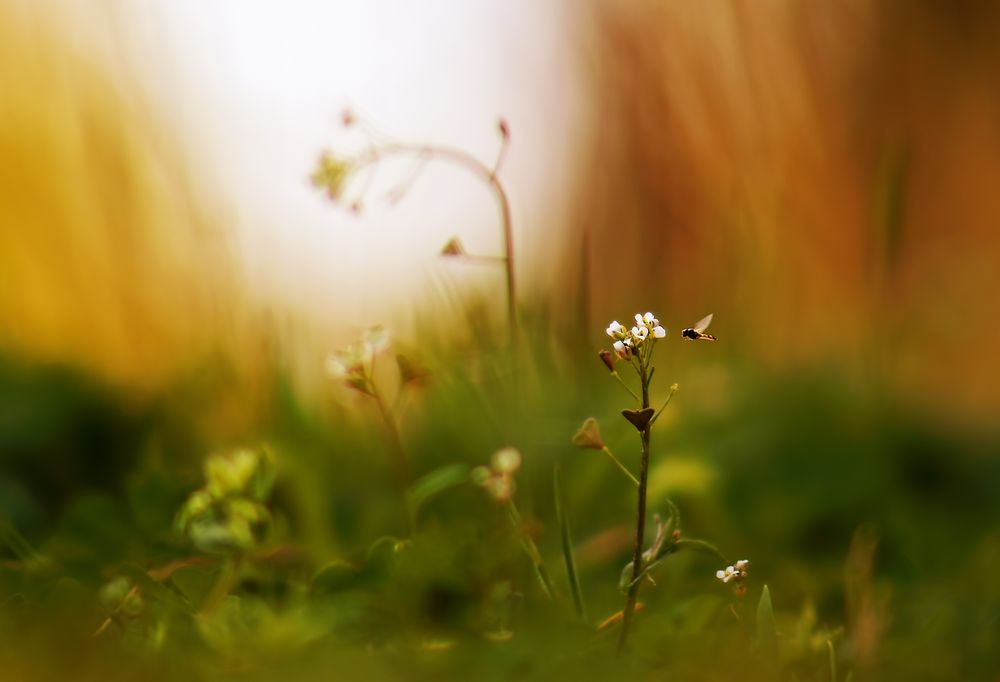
xmin=440 ymin=237 xmax=466 ymax=257
xmin=598 ymin=349 xmax=615 ymax=372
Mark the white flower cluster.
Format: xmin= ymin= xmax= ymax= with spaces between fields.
xmin=606 ymin=312 xmax=667 ymax=360
xmin=716 ymin=559 xmax=749 ymax=584
xmin=325 ymin=326 xmax=391 ymax=392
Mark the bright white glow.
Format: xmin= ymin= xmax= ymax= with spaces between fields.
xmin=113 ymin=1 xmax=584 ymax=331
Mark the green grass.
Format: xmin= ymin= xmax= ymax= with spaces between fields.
xmin=0 ymin=323 xmax=997 ymax=680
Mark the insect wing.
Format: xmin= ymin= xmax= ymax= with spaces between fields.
xmin=693 ymin=313 xmax=714 ymax=334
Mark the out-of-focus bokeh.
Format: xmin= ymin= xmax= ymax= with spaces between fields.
xmin=1 ymin=1 xmax=998 ymax=680
xmin=567 ymin=0 xmax=1000 ymax=423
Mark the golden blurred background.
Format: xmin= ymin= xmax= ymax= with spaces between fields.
xmin=0 ymin=2 xmax=236 ymax=388
xmin=2 ymin=0 xmax=999 ymax=426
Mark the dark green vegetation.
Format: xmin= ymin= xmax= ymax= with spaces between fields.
xmin=1 ymin=324 xmax=998 ymax=681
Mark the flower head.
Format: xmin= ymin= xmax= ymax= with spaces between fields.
xmin=362 ymin=325 xmax=391 ymax=354
xmin=473 ymin=447 xmax=523 ymax=502
xmin=606 ymin=321 xmax=626 ymax=339
xmin=716 ymin=559 xmax=749 ymax=594
xmin=604 ymin=311 xmax=667 ymax=366
xmin=311 ymin=151 xmax=352 ymax=202
xmin=326 ymin=326 xmax=392 ymax=393
xmin=636 ymin=312 xmax=658 ymax=327
xmin=612 ymin=340 xmax=632 ymax=360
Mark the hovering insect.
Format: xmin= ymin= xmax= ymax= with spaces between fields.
xmin=681 ymin=313 xmax=717 ymax=341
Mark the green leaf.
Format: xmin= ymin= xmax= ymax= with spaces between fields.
xmin=618 ymin=561 xmax=637 ymax=594
xmin=0 ymin=514 xmax=49 ymax=569
xmin=365 ymin=535 xmax=403 ymax=576
xmin=756 ymin=584 xmax=778 ymax=661
xmin=170 ymin=565 xmax=219 ymax=606
xmin=249 ymin=445 xmax=277 ymax=502
xmin=405 ymin=463 xmax=469 ymax=525
xmin=120 ymin=563 xmax=187 ymax=610
xmin=311 ymin=559 xmax=361 ymax=595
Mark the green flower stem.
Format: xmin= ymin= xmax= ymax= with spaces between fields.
xmin=200 ymin=555 xmax=241 ymax=613
xmin=611 ymin=371 xmax=640 ymax=402
xmin=504 ymin=499 xmax=555 ymax=601
xmin=369 ymin=380 xmax=411 ymax=491
xmin=602 ymin=447 xmax=640 ymax=487
xmin=650 ymin=383 xmax=679 ymax=425
xmin=618 ymin=354 xmax=653 ymax=654
xmin=351 ymin=142 xmax=517 ymax=344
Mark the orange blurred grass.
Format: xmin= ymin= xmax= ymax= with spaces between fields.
xmin=565 ymin=1 xmax=1000 ymax=421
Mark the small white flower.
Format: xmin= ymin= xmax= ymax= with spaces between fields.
xmin=491 ymin=447 xmax=522 ymax=474
xmin=715 ymin=560 xmax=749 ymax=585
xmin=652 ymin=325 xmax=667 ymax=338
xmin=363 ymin=325 xmax=391 ymax=354
xmin=631 ymin=325 xmax=648 ymax=341
xmin=643 ymin=312 xmax=657 ymax=326
xmin=606 ymin=321 xmax=624 ymax=338
xmin=325 ymin=354 xmax=349 ymax=378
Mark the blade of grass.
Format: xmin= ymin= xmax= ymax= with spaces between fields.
xmin=554 ymin=463 xmax=586 ymax=622
xmin=828 ymin=639 xmax=838 ymax=682
xmin=757 ymin=584 xmax=778 ymax=661
xmin=504 ymin=500 xmax=555 ymax=601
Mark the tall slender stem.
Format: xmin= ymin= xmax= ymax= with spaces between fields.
xmin=505 ymin=499 xmax=555 ymax=600
xmin=351 ymin=142 xmax=518 ymax=343
xmin=370 ymin=383 xmax=410 ymax=491
xmin=618 ymin=356 xmax=652 ymax=653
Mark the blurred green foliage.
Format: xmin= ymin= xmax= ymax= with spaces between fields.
xmin=0 ymin=317 xmax=997 ymax=681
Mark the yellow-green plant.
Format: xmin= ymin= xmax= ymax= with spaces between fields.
xmin=174 ymin=447 xmax=275 ymax=557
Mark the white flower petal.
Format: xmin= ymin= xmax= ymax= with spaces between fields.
xmin=652 ymin=326 xmax=666 ymax=338
xmin=325 ymin=354 xmax=348 ymax=377
xmin=363 ymin=325 xmax=391 ymax=353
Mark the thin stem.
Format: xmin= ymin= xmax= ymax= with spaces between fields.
xmin=554 ymin=463 xmax=586 ymax=622
xmin=369 ymin=382 xmax=411 ymax=491
xmin=650 ymin=383 xmax=679 ymax=425
xmin=611 ymin=371 xmax=640 ymax=402
xmin=618 ymin=355 xmax=652 ymax=654
xmin=201 ymin=555 xmax=241 ymax=613
xmin=351 ymin=142 xmax=517 ymax=343
xmin=449 ymin=253 xmax=508 ymax=264
xmin=505 ymin=499 xmax=555 ymax=601
xmin=602 ymin=447 xmax=640 ymax=487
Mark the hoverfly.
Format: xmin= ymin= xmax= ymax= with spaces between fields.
xmin=681 ymin=313 xmax=717 ymax=341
